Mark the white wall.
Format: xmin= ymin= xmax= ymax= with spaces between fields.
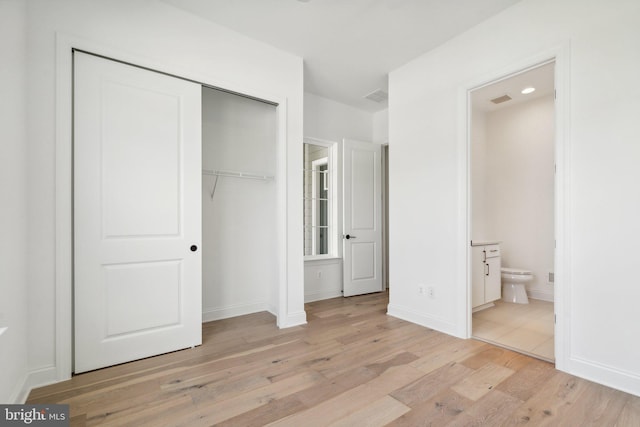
xmin=201 ymin=88 xmax=277 ymax=321
xmin=25 ymin=0 xmax=304 ymax=388
xmin=373 ymin=109 xmax=389 ymax=144
xmin=482 ymin=95 xmax=555 ymax=300
xmin=471 ymin=109 xmax=488 ymax=242
xmin=0 ymin=0 xmax=29 ymax=404
xmin=303 ymin=93 xmax=374 ymax=302
xmin=304 ymin=92 xmax=373 ymax=143
xmin=389 ymin=0 xmax=640 ymax=395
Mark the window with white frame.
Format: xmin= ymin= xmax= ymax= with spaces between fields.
xmin=304 ymin=141 xmax=336 ymax=257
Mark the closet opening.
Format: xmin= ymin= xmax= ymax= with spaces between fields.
xmin=201 ymin=86 xmax=279 ymax=323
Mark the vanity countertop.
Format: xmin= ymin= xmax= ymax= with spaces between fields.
xmin=471 ymin=240 xmax=501 ymax=246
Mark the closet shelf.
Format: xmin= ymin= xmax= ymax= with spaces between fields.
xmin=202 ymin=169 xmax=274 ymax=181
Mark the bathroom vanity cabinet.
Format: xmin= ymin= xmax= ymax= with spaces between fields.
xmin=472 ymin=243 xmax=501 ymax=309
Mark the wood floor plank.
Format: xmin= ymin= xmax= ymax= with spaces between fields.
xmin=507 ymin=371 xmax=589 ymax=425
xmin=560 ymin=380 xmax=629 ymax=426
xmin=459 ymin=345 xmax=530 ymax=371
xmin=25 ymin=292 xmax=640 ymax=426
xmin=450 ymin=362 xmax=515 ymax=401
xmin=328 ymin=395 xmax=410 ymax=427
xmin=267 ymin=365 xmax=425 ymax=427
xmin=494 ymin=356 xmax=556 ymax=402
xmin=447 ymin=388 xmax=524 ymax=426
xmin=386 ymin=388 xmax=473 ymax=426
xmin=409 ymin=337 xmax=488 ymax=375
xmin=390 ymin=362 xmax=474 ymax=407
xmin=618 ymin=395 xmax=640 ymax=426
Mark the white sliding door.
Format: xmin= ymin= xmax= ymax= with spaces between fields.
xmin=74 ymin=51 xmax=202 ymax=373
xmin=343 ymin=139 xmax=383 ymax=297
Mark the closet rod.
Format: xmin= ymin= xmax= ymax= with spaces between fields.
xmin=202 ymin=169 xmax=274 ymax=181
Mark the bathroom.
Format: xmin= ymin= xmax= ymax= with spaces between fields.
xmin=470 ymin=62 xmax=556 ymax=361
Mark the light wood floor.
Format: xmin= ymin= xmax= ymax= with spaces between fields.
xmin=28 ymin=292 xmax=640 ymax=426
xmin=473 ymin=299 xmax=555 ymax=362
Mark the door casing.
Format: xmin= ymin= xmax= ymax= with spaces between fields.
xmin=460 ymin=44 xmax=571 ymax=372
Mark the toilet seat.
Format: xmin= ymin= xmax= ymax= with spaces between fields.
xmin=501 ymin=267 xmax=532 ymax=276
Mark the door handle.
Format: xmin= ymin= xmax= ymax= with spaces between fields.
xmin=344 ymin=234 xmax=357 ymax=240
xmin=190 ymin=245 xmax=198 ymax=252
xmin=485 ymin=263 xmax=489 ymax=276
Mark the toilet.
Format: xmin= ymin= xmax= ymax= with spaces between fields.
xmin=501 ymin=267 xmax=532 ymax=304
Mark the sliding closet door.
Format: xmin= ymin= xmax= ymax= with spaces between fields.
xmin=74 ymin=51 xmax=202 ymax=373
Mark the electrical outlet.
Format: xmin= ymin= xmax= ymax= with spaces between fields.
xmin=317 ymin=271 xmax=322 ymax=279
xmin=427 ymin=286 xmax=435 ymax=299
xmin=418 ymin=285 xmax=425 ymax=295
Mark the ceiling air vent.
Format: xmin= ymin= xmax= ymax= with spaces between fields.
xmin=491 ymin=94 xmax=512 ymax=104
xmin=364 ymin=89 xmax=388 ymax=103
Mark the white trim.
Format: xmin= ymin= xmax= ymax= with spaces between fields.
xmin=304 ymin=257 xmax=342 ymax=265
xmin=304 ymin=255 xmax=341 ymax=262
xmin=56 ymin=32 xmax=296 ymax=381
xmin=304 ymin=290 xmax=343 ymax=303
xmin=8 ymin=372 xmax=29 ymax=404
xmin=202 ymin=302 xmax=271 ymax=323
xmin=527 ymin=289 xmax=554 ymax=302
xmin=472 ymin=302 xmax=496 ymax=313
xmin=311 ymin=156 xmax=329 ymax=256
xmin=568 ymin=356 xmax=640 ymax=398
xmin=381 ymin=144 xmax=389 ymax=289
xmin=281 ymin=311 xmax=307 ymax=328
xmin=387 ymin=303 xmax=459 ymax=337
xmin=304 ymin=137 xmax=340 ymax=260
xmin=458 ymin=43 xmax=572 ymax=373
xmin=10 ymin=366 xmax=59 ymax=404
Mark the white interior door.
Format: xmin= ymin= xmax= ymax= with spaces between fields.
xmin=74 ymin=52 xmax=202 ymax=373
xmin=343 ymin=139 xmax=382 ymax=297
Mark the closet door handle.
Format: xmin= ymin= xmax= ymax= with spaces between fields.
xmin=190 ymin=245 xmax=198 ymax=252
xmin=344 ymin=234 xmax=357 ymax=240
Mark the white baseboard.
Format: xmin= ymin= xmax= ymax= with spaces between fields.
xmin=387 ymin=303 xmax=458 ymax=338
xmin=202 ymin=302 xmax=270 ymax=323
xmin=11 ymin=366 xmax=59 ymax=404
xmin=304 ymin=289 xmax=342 ymax=303
xmin=202 ymin=302 xmax=306 ymax=329
xmin=527 ymin=288 xmax=554 ymax=302
xmin=472 ymin=302 xmax=495 ymax=313
xmin=279 ymin=310 xmax=307 ymax=329
xmin=567 ymin=356 xmax=640 ymax=398
xmin=8 ymin=372 xmax=29 ymax=404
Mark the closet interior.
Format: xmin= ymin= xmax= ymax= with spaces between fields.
xmin=201 ymin=87 xmax=278 ymax=322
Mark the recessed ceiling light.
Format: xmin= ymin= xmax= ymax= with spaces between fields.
xmin=521 ymin=87 xmax=536 ymax=95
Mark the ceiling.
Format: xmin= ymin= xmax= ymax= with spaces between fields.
xmin=472 ymin=61 xmax=555 ymax=113
xmin=162 ymin=0 xmax=522 ymax=112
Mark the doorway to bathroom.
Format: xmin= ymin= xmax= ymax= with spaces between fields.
xmin=469 ymin=61 xmax=556 ymax=362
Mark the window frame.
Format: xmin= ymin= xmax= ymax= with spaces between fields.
xmin=304 ymin=138 xmax=339 ymax=260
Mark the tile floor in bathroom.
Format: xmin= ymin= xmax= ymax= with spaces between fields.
xmin=472 ymin=298 xmax=555 ymax=362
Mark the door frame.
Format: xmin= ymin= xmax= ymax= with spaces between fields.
xmin=458 ymin=43 xmax=571 ymax=371
xmin=54 ymin=34 xmax=299 ymax=381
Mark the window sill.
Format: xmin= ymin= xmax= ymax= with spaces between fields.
xmin=304 ymin=256 xmax=341 ymax=263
